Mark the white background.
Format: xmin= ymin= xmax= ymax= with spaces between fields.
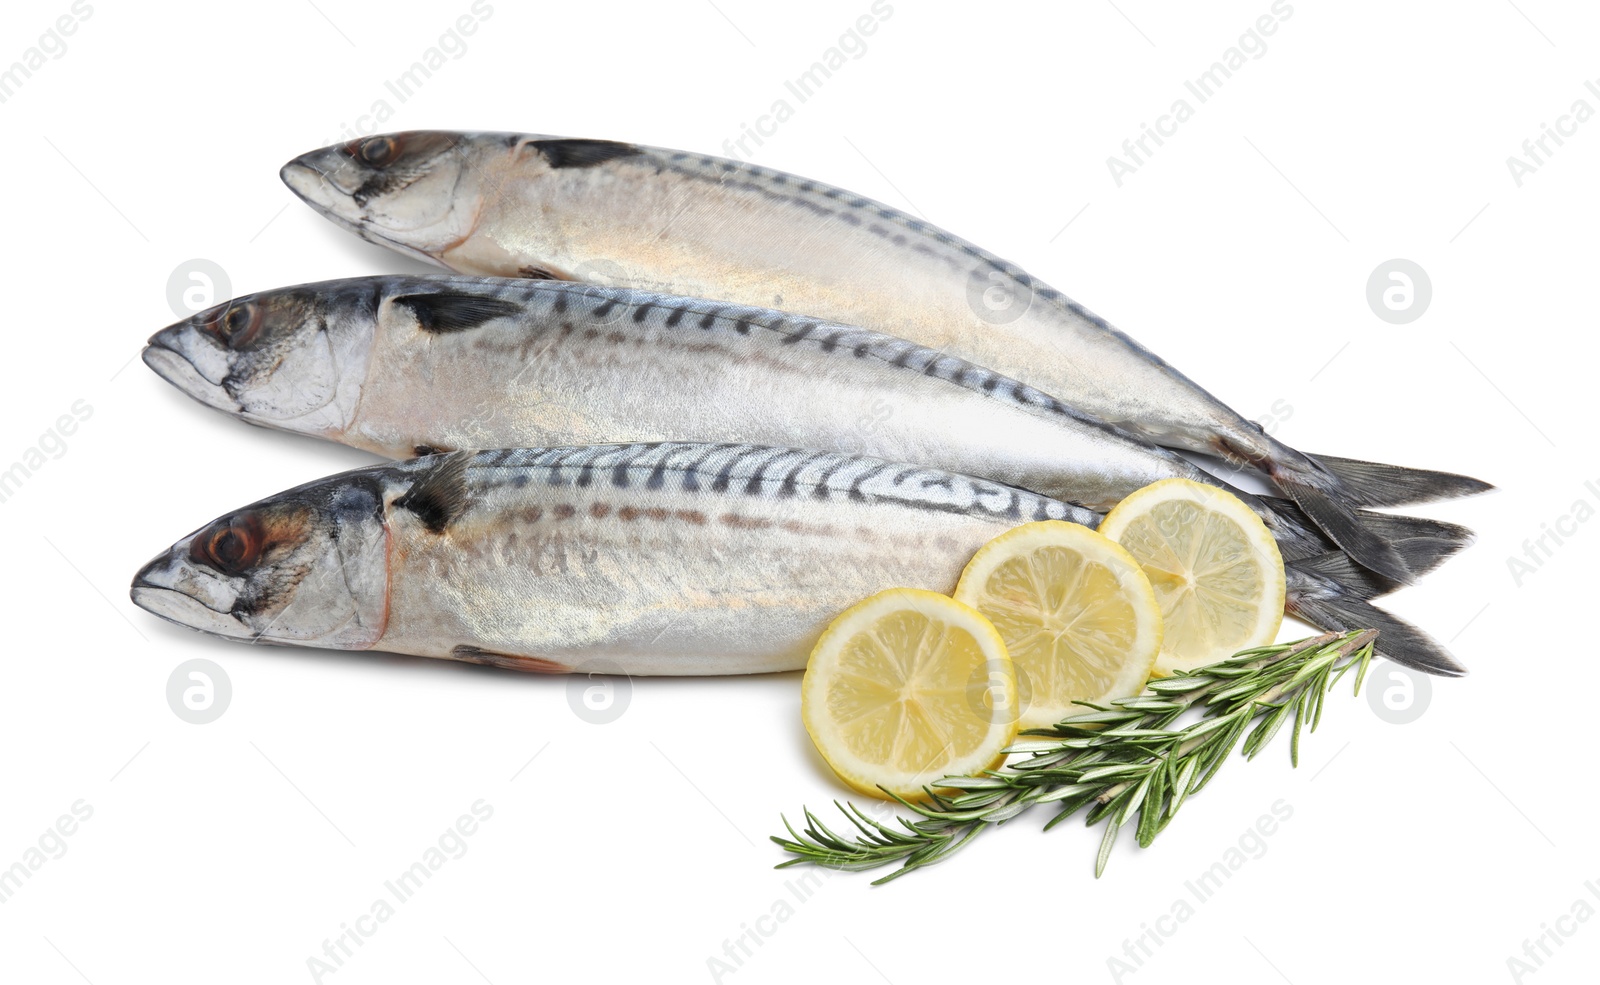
xmin=1 ymin=1 xmax=1593 ymax=982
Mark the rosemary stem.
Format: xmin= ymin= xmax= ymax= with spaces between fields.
xmin=772 ymin=630 xmax=1380 ymax=882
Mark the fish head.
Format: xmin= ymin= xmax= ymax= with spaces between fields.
xmin=143 ymin=280 xmax=378 ymax=438
xmin=131 ymin=475 xmax=391 ymax=648
xmin=280 ymin=131 xmax=488 ymax=266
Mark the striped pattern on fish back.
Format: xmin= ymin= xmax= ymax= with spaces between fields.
xmin=380 ymin=275 xmax=1145 ymax=447
xmin=391 ymin=442 xmax=1101 ymax=528
xmin=628 ymin=146 xmax=1160 ymax=363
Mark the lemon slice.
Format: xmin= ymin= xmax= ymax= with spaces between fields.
xmin=953 ymin=521 xmax=1162 ymax=729
xmin=802 ymin=588 xmax=1018 ymax=801
xmin=1098 ymin=478 xmax=1285 ymax=676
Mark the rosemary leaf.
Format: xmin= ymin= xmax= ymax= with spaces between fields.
xmin=770 ymin=629 xmax=1379 ymax=881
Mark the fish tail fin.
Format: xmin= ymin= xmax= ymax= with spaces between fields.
xmin=1259 ymin=496 xmax=1475 ymax=578
xmin=1269 ymin=458 xmax=1418 ymax=585
xmin=1351 ymin=510 xmax=1476 ymax=559
xmin=1286 ymin=554 xmax=1387 ymax=601
xmin=1285 ymin=568 xmax=1466 ymax=677
xmin=1391 ymin=534 xmax=1472 ymax=581
xmin=1308 ymin=453 xmax=1493 ymax=507
xmin=1283 ymin=542 xmax=1463 ymax=602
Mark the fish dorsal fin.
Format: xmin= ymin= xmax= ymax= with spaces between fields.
xmin=393 ymin=292 xmax=524 ymax=333
xmin=532 ymin=138 xmax=640 ymax=169
xmin=393 ymin=450 xmax=474 ymax=533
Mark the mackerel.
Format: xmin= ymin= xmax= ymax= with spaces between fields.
xmin=130 ymin=444 xmax=1464 ymax=676
xmin=142 ymin=275 xmax=1469 ymax=570
xmin=280 ymin=131 xmax=1491 ymax=584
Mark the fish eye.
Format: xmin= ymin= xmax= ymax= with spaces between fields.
xmin=190 ymin=514 xmax=264 ymax=577
xmin=354 ymin=136 xmax=397 ymax=167
xmin=203 ymin=301 xmax=263 ymax=348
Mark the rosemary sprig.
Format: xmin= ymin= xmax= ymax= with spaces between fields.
xmin=772 ymin=629 xmax=1377 ymax=884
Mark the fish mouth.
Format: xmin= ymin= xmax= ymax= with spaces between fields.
xmin=142 ymin=339 xmax=240 ymax=414
xmin=129 ymin=579 xmax=254 ymax=641
xmin=281 ymin=159 xmax=360 ymax=229
xmin=280 ymin=158 xmax=452 ymax=269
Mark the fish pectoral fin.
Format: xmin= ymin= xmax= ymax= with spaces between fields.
xmin=393 ymin=292 xmax=526 ymax=333
xmin=529 ymin=138 xmax=641 ymax=170
xmin=516 ymin=265 xmax=569 ymax=281
xmin=451 ymin=644 xmax=568 ymax=674
xmin=394 ymin=450 xmax=475 ymax=534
